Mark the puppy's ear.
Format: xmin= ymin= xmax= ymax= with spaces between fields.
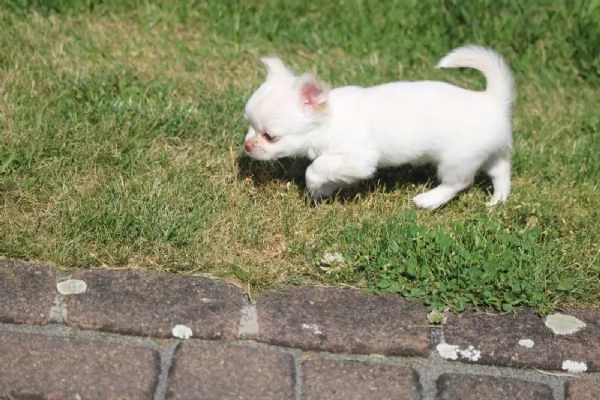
xmin=260 ymin=57 xmax=293 ymax=79
xmin=297 ymin=73 xmax=329 ymax=111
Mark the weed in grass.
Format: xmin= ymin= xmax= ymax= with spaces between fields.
xmin=293 ymin=212 xmax=580 ymax=313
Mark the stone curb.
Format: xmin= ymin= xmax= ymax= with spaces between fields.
xmin=1 ymin=259 xmax=599 ymax=399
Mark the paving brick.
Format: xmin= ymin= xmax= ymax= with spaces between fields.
xmin=166 ymin=341 xmax=295 ymax=399
xmin=442 ymin=308 xmax=600 ymax=371
xmin=0 ymin=260 xmax=55 ymax=325
xmin=0 ymin=331 xmax=159 ymax=400
xmin=257 ymin=286 xmax=431 ymax=356
xmin=435 ymin=373 xmax=553 ymax=400
xmin=64 ymin=270 xmax=242 ymax=339
xmin=565 ymin=380 xmax=600 ymax=400
xmin=302 ymin=358 xmax=421 ymax=400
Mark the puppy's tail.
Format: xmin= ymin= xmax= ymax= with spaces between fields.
xmin=437 ymin=45 xmax=514 ymax=105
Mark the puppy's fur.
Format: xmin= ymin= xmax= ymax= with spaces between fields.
xmin=243 ymin=45 xmax=514 ymax=209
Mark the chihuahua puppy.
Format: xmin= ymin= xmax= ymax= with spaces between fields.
xmin=243 ymin=45 xmax=514 ymax=209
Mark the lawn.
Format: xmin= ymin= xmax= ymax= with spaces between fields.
xmin=1 ymin=0 xmax=599 ymax=312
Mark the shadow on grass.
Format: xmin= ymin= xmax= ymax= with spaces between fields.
xmin=236 ymin=154 xmax=495 ymax=205
xmin=238 ymin=155 xmax=476 ymax=196
xmin=236 ymin=155 xmax=310 ymax=191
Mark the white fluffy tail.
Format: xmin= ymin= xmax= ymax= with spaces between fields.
xmin=437 ymin=45 xmax=514 ymax=105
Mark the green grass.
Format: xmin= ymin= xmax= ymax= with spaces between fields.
xmin=1 ymin=0 xmax=599 ymax=313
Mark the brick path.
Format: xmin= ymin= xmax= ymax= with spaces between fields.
xmin=1 ymin=259 xmax=599 ymax=399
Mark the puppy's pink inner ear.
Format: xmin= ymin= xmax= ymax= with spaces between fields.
xmin=301 ymin=78 xmax=326 ymax=107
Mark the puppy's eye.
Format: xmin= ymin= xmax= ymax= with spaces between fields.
xmin=261 ymin=132 xmax=276 ymax=142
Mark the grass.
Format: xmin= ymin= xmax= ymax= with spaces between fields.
xmin=1 ymin=0 xmax=599 ymax=313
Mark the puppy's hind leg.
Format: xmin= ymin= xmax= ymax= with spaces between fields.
xmin=305 ymin=154 xmax=377 ymax=200
xmin=412 ymin=162 xmax=475 ymax=210
xmin=484 ymin=152 xmax=511 ymax=207
xmin=412 ymin=183 xmax=471 ymax=210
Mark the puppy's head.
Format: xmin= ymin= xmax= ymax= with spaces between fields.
xmin=243 ymin=57 xmax=329 ymax=160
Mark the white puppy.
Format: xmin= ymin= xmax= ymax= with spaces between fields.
xmin=243 ymin=45 xmax=514 ymax=209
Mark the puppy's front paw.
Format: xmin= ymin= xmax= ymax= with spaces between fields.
xmin=308 ymin=185 xmax=336 ymax=201
xmin=306 ymin=165 xmax=338 ymax=200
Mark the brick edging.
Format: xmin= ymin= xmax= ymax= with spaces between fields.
xmin=1 ymin=259 xmax=599 ymax=399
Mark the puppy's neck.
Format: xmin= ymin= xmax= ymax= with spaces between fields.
xmin=304 ymin=120 xmax=332 ymax=160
